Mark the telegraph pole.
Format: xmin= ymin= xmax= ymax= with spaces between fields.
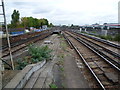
xmin=1 ymin=0 xmax=14 ymax=70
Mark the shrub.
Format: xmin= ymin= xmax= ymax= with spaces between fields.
xmin=105 ymin=35 xmax=113 ymax=41
xmin=49 ymin=84 xmax=58 ymax=88
xmin=99 ymin=35 xmax=106 ymax=39
xmin=91 ymin=31 xmax=96 ymax=34
xmin=16 ymin=58 xmax=29 ymax=70
xmin=16 ymin=45 xmax=52 ymax=70
xmin=98 ymin=35 xmax=113 ymax=41
xmin=29 ymin=45 xmax=52 ymax=63
xmin=114 ymin=34 xmax=120 ymax=41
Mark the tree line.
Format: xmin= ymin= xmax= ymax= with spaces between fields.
xmin=8 ymin=10 xmax=53 ymax=29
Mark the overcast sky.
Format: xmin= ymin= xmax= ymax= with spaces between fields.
xmin=1 ymin=0 xmax=120 ymax=25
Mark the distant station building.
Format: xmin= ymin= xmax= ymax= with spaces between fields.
xmin=104 ymin=23 xmax=120 ymax=29
xmin=42 ymin=25 xmax=47 ymax=30
xmin=80 ymin=23 xmax=120 ymax=30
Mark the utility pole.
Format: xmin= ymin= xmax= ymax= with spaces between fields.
xmin=0 ymin=0 xmax=14 ymax=70
xmin=118 ymin=1 xmax=120 ymax=23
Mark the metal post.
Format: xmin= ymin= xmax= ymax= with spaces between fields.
xmin=1 ymin=0 xmax=14 ymax=70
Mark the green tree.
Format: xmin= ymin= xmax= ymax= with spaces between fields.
xmin=49 ymin=23 xmax=54 ymax=27
xmin=21 ymin=17 xmax=50 ymax=28
xmin=21 ymin=17 xmax=29 ymax=28
xmin=40 ymin=18 xmax=49 ymax=26
xmin=71 ymin=24 xmax=74 ymax=27
xmin=33 ymin=18 xmax=39 ymax=28
xmin=11 ymin=10 xmax=20 ymax=28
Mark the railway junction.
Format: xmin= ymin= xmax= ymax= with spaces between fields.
xmin=0 ymin=0 xmax=120 ymax=89
xmin=1 ymin=28 xmax=120 ymax=89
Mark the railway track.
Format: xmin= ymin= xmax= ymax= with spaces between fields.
xmin=69 ymin=30 xmax=120 ymax=52
xmin=66 ymin=31 xmax=120 ymax=69
xmin=2 ymin=30 xmax=53 ymax=57
xmin=63 ymin=31 xmax=119 ymax=89
xmin=1 ymin=30 xmax=50 ymax=52
xmin=70 ymin=30 xmax=120 ymax=49
xmin=3 ymin=34 xmax=60 ymax=89
xmin=1 ymin=30 xmax=53 ymax=69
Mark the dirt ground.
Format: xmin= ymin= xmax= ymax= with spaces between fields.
xmin=52 ymin=34 xmax=89 ymax=88
xmin=2 ymin=70 xmax=20 ymax=88
xmin=2 ymin=33 xmax=90 ymax=88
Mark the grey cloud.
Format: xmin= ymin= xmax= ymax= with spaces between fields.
xmin=33 ymin=9 xmax=51 ymax=14
xmin=5 ymin=0 xmax=118 ymax=25
xmin=12 ymin=2 xmax=28 ymax=5
xmin=12 ymin=2 xmax=41 ymax=9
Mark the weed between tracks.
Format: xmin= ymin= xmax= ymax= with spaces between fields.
xmin=51 ymin=36 xmax=67 ymax=88
xmin=15 ymin=45 xmax=52 ymax=70
xmin=81 ymin=32 xmax=120 ymax=41
xmin=49 ymin=83 xmax=58 ymax=88
xmin=60 ymin=37 xmax=67 ymax=51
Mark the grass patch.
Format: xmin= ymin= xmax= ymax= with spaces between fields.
xmin=81 ymin=31 xmax=88 ymax=34
xmin=59 ymin=35 xmax=68 ymax=51
xmin=16 ymin=58 xmax=29 ymax=70
xmin=60 ymin=67 xmax=64 ymax=71
xmin=114 ymin=34 xmax=120 ymax=41
xmin=98 ymin=35 xmax=113 ymax=41
xmin=60 ymin=37 xmax=65 ymax=41
xmin=81 ymin=31 xmax=120 ymax=41
xmin=91 ymin=31 xmax=97 ymax=34
xmin=60 ymin=42 xmax=67 ymax=51
xmin=97 ymin=34 xmax=120 ymax=41
xmin=56 ymin=54 xmax=64 ymax=66
xmin=49 ymin=84 xmax=58 ymax=88
xmin=58 ymin=54 xmax=64 ymax=60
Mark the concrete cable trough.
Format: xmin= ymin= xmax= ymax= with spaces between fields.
xmin=4 ymin=60 xmax=46 ymax=89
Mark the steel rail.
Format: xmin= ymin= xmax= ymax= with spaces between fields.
xmin=1 ymin=31 xmax=53 ymax=51
xmin=75 ymin=31 xmax=120 ymax=49
xmin=76 ymin=37 xmax=120 ymax=65
xmin=71 ymin=31 xmax=120 ymax=58
xmin=66 ymin=31 xmax=120 ymax=69
xmin=2 ymin=32 xmax=53 ymax=69
xmin=1 ymin=30 xmax=50 ymax=51
xmin=2 ymin=32 xmax=52 ymax=57
xmin=66 ymin=31 xmax=120 ymax=71
xmin=63 ymin=33 xmax=106 ymax=89
xmin=76 ymin=38 xmax=120 ymax=71
xmin=0 ymin=58 xmax=12 ymax=69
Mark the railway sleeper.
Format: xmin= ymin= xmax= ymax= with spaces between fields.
xmin=77 ymin=39 xmax=120 ymax=70
xmin=104 ymin=72 xmax=119 ymax=84
xmin=70 ymin=31 xmax=120 ymax=58
xmin=97 ymin=74 xmax=113 ymax=86
xmin=92 ymin=68 xmax=104 ymax=75
xmin=85 ymin=57 xmax=101 ymax=62
xmin=64 ymin=32 xmax=119 ymax=89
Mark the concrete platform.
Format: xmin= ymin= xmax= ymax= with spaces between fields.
xmin=64 ymin=54 xmax=90 ymax=88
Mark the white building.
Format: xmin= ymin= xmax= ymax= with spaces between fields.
xmin=118 ymin=1 xmax=120 ymax=23
xmin=42 ymin=25 xmax=47 ymax=30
